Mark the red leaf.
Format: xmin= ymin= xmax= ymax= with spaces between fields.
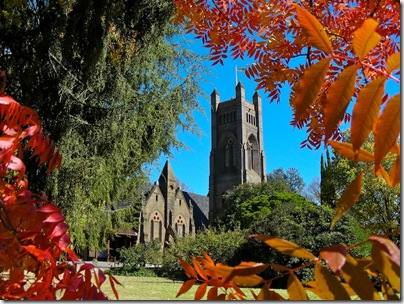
xmin=50 ymin=222 xmax=68 ymax=238
xmin=320 ymin=244 xmax=347 ymax=273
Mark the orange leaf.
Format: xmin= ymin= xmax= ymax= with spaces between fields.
xmin=368 ymin=236 xmax=400 ymax=267
xmin=328 ymin=140 xmax=374 ymax=162
xmin=206 ymin=286 xmax=218 ymax=300
xmin=320 ymin=244 xmax=347 ymax=273
xmin=224 ymin=262 xmax=269 ymax=285
xmin=178 ymin=257 xmax=197 ymax=279
xmin=294 ymin=4 xmax=333 ymax=55
xmin=287 ymin=272 xmax=308 ymax=300
xmin=206 ymin=263 xmax=264 ymax=287
xmin=253 ymin=235 xmax=316 ymax=260
xmin=351 ymin=77 xmax=385 ymax=157
xmin=389 ymin=154 xmax=400 ymax=186
xmin=291 ymin=57 xmax=331 ymax=119
xmin=387 ymin=52 xmax=400 ymax=73
xmin=340 ymin=254 xmax=381 ymax=299
xmin=374 ymin=94 xmax=400 ymax=172
xmin=375 ymin=165 xmax=391 ymax=186
xmin=324 ymin=64 xmax=359 ymax=141
xmin=352 ymin=18 xmax=381 ymax=60
xmin=176 ymin=279 xmax=197 ymax=298
xmin=192 ymin=257 xmax=208 ymax=280
xmin=314 ymin=262 xmax=351 ymax=300
xmin=331 ymin=172 xmax=363 ymax=229
xmin=194 ymin=282 xmax=207 ymax=300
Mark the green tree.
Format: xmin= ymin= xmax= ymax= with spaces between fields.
xmin=235 ymin=201 xmax=369 ymax=288
xmin=321 ymin=133 xmax=400 ymax=239
xmin=266 ymin=167 xmax=305 ymax=194
xmin=0 ymin=0 xmax=205 ymax=252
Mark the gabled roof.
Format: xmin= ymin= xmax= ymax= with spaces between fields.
xmin=183 ymin=191 xmax=209 ymax=230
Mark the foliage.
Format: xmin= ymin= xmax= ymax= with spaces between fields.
xmin=267 ymin=167 xmax=305 ymax=194
xmin=321 ymin=133 xmax=400 ymax=240
xmin=108 ymin=266 xmax=159 ymax=278
xmin=0 ymin=0 xmax=206 ymax=251
xmin=117 ymin=239 xmax=162 ymax=269
xmin=174 ymin=0 xmax=400 ymax=300
xmin=0 ymin=90 xmax=120 ymax=299
xmin=235 ymin=201 xmax=370 ymax=287
xmin=222 ymin=170 xmax=307 ymax=230
xmin=158 ymin=226 xmax=247 ymax=280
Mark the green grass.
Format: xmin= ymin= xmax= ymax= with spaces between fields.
xmin=100 ymin=275 xmax=319 ymax=300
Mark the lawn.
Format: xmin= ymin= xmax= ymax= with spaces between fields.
xmin=100 ymin=275 xmax=317 ymax=300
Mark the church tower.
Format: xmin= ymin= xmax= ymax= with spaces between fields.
xmin=209 ymin=82 xmax=266 ymax=221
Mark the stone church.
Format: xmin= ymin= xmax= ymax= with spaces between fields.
xmin=137 ymin=82 xmax=266 ymax=245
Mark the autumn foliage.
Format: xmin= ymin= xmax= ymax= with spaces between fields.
xmin=174 ymin=0 xmax=400 ymax=300
xmin=0 ymin=74 xmax=120 ymax=300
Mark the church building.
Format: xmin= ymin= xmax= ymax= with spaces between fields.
xmin=137 ymin=82 xmax=266 ymax=245
xmin=209 ymin=82 xmax=266 ymax=221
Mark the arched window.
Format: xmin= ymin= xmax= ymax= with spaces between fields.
xmin=176 ymin=215 xmax=186 ymax=237
xmin=247 ymin=135 xmax=259 ymax=173
xmin=151 ymin=211 xmax=162 ymax=241
xmin=225 ymin=139 xmax=236 ymax=168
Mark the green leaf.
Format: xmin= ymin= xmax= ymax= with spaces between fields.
xmin=352 ymin=18 xmax=381 ymax=60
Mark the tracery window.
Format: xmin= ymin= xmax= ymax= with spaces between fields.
xmin=225 ymin=139 xmax=236 ymax=168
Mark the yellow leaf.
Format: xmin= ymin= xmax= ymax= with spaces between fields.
xmin=368 ymin=236 xmax=400 ymax=268
xmin=340 ymin=254 xmax=382 ymax=300
xmin=319 ymin=244 xmax=347 ymax=273
xmin=324 ymin=64 xmax=359 ymax=141
xmin=328 ymin=140 xmax=374 ymax=162
xmin=352 ymin=18 xmax=382 ymax=60
xmin=331 ymin=172 xmax=363 ymax=229
xmin=374 ymin=94 xmax=400 ymax=172
xmin=382 ymin=282 xmax=400 ymax=300
xmin=387 ymin=52 xmax=400 ymax=73
xmin=351 ymin=77 xmax=386 ymax=158
xmin=254 ymin=284 xmax=285 ymax=300
xmin=371 ymin=244 xmax=401 ymax=292
xmin=253 ymin=235 xmax=316 ymax=260
xmin=291 ymin=57 xmax=331 ymax=119
xmin=294 ymin=4 xmax=333 ymax=54
xmin=389 ymin=154 xmax=400 ymax=186
xmin=287 ymin=272 xmax=308 ymax=300
xmin=314 ymin=262 xmax=351 ymax=300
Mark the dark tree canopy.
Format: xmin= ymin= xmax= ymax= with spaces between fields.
xmin=0 ymin=0 xmax=205 ymax=251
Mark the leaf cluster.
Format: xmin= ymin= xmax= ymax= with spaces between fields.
xmin=0 ymin=90 xmax=120 ymax=299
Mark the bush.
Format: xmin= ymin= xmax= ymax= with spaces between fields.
xmin=233 ymin=201 xmax=370 ymax=287
xmin=158 ymin=226 xmax=248 ymax=280
xmin=117 ymin=239 xmax=162 ymax=268
xmin=108 ymin=266 xmax=159 ymax=277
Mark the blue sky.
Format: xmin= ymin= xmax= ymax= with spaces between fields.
xmin=145 ymin=36 xmax=325 ymax=195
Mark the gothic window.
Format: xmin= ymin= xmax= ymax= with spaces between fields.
xmin=247 ymin=135 xmax=259 ymax=173
xmin=151 ymin=211 xmax=162 ymax=241
xmin=155 ymin=195 xmax=158 ymax=202
xmin=225 ymin=139 xmax=236 ymax=168
xmin=176 ymin=215 xmax=185 ymax=237
xmin=179 ymin=199 xmax=182 ymax=206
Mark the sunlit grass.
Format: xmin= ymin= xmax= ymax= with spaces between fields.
xmin=100 ymin=275 xmax=320 ymax=300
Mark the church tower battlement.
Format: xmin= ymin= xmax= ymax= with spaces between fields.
xmin=209 ymin=82 xmax=266 ymax=221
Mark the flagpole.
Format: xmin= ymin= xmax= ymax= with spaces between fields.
xmin=235 ymin=65 xmax=238 ymax=86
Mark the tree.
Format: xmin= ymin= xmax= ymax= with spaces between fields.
xmin=1 ymin=1 xmax=205 ymax=251
xmin=174 ymin=0 xmax=400 ymax=300
xmin=0 ymin=89 xmax=120 ymax=300
xmin=267 ymin=167 xmax=305 ymax=195
xmin=321 ymin=133 xmax=400 ymax=239
xmin=302 ymin=177 xmax=321 ymax=205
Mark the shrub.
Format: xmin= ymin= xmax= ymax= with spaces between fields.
xmin=158 ymin=226 xmax=248 ymax=280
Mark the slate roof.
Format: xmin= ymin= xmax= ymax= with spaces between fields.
xmin=183 ymin=191 xmax=209 ymax=230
